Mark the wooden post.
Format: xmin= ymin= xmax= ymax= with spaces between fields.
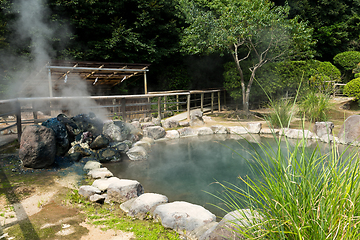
xmin=32 ymin=102 xmax=38 ymax=122
xmin=187 ymin=94 xmax=190 ymax=121
xmin=211 ymin=92 xmax=214 ymax=114
xmin=176 ymin=95 xmax=179 ymax=112
xmin=201 ymin=93 xmax=204 ymax=112
xmin=218 ymin=91 xmax=221 ymax=112
xmin=120 ymin=98 xmax=126 ymax=122
xmin=164 ymin=96 xmax=167 ymax=112
xmin=158 ymin=97 xmax=162 ymax=120
xmin=15 ymin=100 xmax=22 ymax=142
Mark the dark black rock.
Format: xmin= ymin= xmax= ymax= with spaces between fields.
xmin=71 ymin=144 xmax=94 ymax=157
xmin=90 ymin=134 xmax=110 ymax=150
xmin=109 ymin=141 xmax=130 ymax=153
xmin=42 ymin=118 xmax=70 ymax=156
xmin=71 ymin=113 xmax=103 ymax=136
xmin=68 ymin=152 xmax=82 ymax=162
xmin=97 ymin=148 xmax=121 ymax=163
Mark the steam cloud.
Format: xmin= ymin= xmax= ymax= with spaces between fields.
xmin=1 ymin=0 xmax=109 ymax=120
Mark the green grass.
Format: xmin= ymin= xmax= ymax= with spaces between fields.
xmin=215 ymin=136 xmax=360 ymax=239
xmin=67 ymin=190 xmax=181 ymax=240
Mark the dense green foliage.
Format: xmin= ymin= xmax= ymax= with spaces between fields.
xmin=217 ymin=138 xmax=360 ymax=239
xmin=284 ymin=0 xmax=360 ymax=61
xmin=344 ymin=77 xmax=360 ymax=99
xmin=180 ymin=0 xmax=313 ymax=112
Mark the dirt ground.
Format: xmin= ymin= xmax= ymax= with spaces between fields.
xmin=0 ymin=97 xmax=358 ymax=240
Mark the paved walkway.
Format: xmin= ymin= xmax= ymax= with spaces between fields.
xmin=166 ymin=107 xmax=212 ymax=121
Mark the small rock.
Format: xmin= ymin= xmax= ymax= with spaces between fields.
xmin=178 ymin=127 xmax=198 ymax=137
xmin=162 ymin=119 xmax=179 ymax=129
xmin=96 ymin=148 xmax=121 ymax=163
xmin=106 ymin=179 xmax=144 ymax=203
xmin=87 ymin=168 xmax=113 ymax=179
xmin=83 ymin=161 xmax=102 ymax=171
xmin=92 ymin=177 xmax=123 ymax=191
xmin=165 ymin=130 xmax=180 ymax=139
xmin=197 ymin=127 xmax=214 ymax=136
xmin=90 ymin=134 xmax=110 ymax=150
xmin=247 ymin=122 xmax=262 ymax=134
xmin=78 ymin=185 xmax=101 ymax=198
xmin=89 ymin=193 xmax=107 ymax=203
xmin=143 ymin=126 xmax=166 ymax=140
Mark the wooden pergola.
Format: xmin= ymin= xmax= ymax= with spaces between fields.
xmin=26 ymin=60 xmax=150 ymax=97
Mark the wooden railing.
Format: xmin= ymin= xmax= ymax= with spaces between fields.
xmin=0 ymin=89 xmax=224 ymax=141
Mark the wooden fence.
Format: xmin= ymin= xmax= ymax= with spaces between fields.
xmin=0 ymin=89 xmax=223 ymax=141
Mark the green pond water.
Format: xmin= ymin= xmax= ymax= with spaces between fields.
xmin=104 ymin=134 xmax=351 ymax=217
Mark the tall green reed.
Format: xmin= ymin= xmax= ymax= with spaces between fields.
xmin=216 ymin=137 xmax=360 ymax=239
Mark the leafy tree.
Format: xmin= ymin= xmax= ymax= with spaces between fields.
xmin=50 ymin=0 xmax=185 ymax=63
xmin=283 ymin=0 xmax=360 ymax=61
xmin=180 ymin=0 xmax=314 ymax=113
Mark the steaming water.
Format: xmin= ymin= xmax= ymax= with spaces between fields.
xmin=105 ymin=135 xmax=349 ymax=217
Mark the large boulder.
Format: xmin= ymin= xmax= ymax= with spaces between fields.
xmin=106 ymin=179 xmax=144 ymax=203
xmin=143 ymin=126 xmax=166 ymax=140
xmin=165 ymin=130 xmax=180 ymax=139
xmin=190 ymin=110 xmax=205 ymax=126
xmin=285 ymin=129 xmax=317 ymax=139
xmin=162 ymin=119 xmax=179 ymax=129
xmin=201 ymin=209 xmax=262 ymax=240
xmin=313 ymin=122 xmax=334 ymax=138
xmin=153 ymin=201 xmax=216 ymax=232
xmin=228 ymin=126 xmax=247 ymax=135
xmin=338 ymin=115 xmax=360 ymax=144
xmin=42 ymin=118 xmax=69 ymax=156
xmin=120 ymin=193 xmax=168 ymax=220
xmin=56 ymin=113 xmax=82 ymax=139
xmin=246 ymin=123 xmax=262 ymax=134
xmin=103 ymin=120 xmax=128 ymax=142
xmin=126 ymin=146 xmax=148 ymax=161
xmin=178 ymin=127 xmax=198 ymax=137
xmin=211 ymin=125 xmax=228 ymax=134
xmin=197 ymin=127 xmax=214 ymax=136
xmin=19 ymin=125 xmax=56 ymax=169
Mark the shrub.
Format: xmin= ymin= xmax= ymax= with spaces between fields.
xmin=298 ymin=92 xmax=332 ymax=122
xmin=333 ymin=51 xmax=360 ymax=82
xmin=344 ymin=77 xmax=360 ymax=99
xmin=216 ymin=137 xmax=360 ymax=239
xmin=333 ymin=51 xmax=360 ymax=71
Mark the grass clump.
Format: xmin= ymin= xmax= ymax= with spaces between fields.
xmin=299 ymin=91 xmax=332 ymax=122
xmin=267 ymin=99 xmax=295 ymax=128
xmin=216 ymin=137 xmax=360 ymax=239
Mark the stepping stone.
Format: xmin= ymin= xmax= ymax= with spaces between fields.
xmin=153 ymin=201 xmax=216 ymax=232
xmin=87 ymin=167 xmax=113 ymax=179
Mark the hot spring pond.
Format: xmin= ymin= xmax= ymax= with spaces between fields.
xmin=104 ymin=134 xmax=350 ymax=217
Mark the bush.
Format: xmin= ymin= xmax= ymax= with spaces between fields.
xmin=344 ymin=77 xmax=360 ymax=99
xmin=333 ymin=51 xmax=360 ymax=71
xmin=298 ymin=92 xmax=332 ymax=122
xmin=333 ymin=51 xmax=360 ymax=82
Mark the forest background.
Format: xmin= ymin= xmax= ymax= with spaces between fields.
xmin=1 ymin=0 xmax=360 ymax=111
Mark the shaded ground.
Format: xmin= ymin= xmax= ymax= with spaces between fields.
xmin=0 ymin=96 xmax=359 ymax=239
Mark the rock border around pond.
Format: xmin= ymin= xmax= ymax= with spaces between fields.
xmin=77 ymin=117 xmax=343 ymax=239
xmin=20 ymin=112 xmax=356 ymax=239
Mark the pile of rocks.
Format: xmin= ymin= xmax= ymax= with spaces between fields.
xmin=79 ymin=159 xmax=259 ymax=239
